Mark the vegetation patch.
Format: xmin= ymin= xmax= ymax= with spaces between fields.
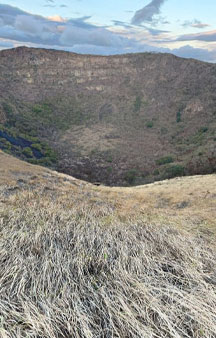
xmin=164 ymin=164 xmax=185 ymax=178
xmin=124 ymin=169 xmax=137 ymax=185
xmin=146 ymin=121 xmax=154 ymax=128
xmin=156 ymin=156 xmax=174 ymax=166
xmin=0 ymin=123 xmax=57 ymax=166
xmin=133 ymin=96 xmax=142 ymax=113
xmin=176 ymin=111 xmax=182 ymax=123
xmin=189 ymin=127 xmax=209 ymax=145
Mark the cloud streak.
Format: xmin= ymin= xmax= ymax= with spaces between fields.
xmin=177 ymin=30 xmax=216 ymax=42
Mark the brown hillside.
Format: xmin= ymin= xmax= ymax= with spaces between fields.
xmin=0 ymin=47 xmax=216 ymax=185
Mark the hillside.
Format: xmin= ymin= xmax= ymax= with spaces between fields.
xmin=0 ymin=47 xmax=216 ymax=185
xmin=0 ymin=151 xmax=216 ymax=337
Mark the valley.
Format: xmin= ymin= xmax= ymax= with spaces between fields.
xmin=0 ymin=47 xmax=216 ymax=185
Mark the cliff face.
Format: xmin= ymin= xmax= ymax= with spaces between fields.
xmin=0 ymin=47 xmax=216 ymax=185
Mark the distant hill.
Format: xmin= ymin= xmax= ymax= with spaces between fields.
xmin=0 ymin=46 xmax=216 ymax=185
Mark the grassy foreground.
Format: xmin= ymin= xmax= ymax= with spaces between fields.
xmin=0 ymin=151 xmax=216 ymax=337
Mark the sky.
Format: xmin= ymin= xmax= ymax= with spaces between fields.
xmin=0 ymin=0 xmax=216 ymax=62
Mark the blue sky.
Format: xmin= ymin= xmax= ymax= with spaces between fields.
xmin=0 ymin=0 xmax=216 ymax=62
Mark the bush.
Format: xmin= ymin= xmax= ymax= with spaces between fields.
xmin=165 ymin=165 xmax=185 ymax=178
xmin=153 ymin=169 xmax=160 ymax=176
xmin=146 ymin=121 xmax=153 ymax=128
xmin=32 ymin=143 xmax=43 ymax=152
xmin=199 ymin=127 xmax=208 ymax=133
xmin=3 ymin=102 xmax=13 ymax=115
xmin=124 ymin=169 xmax=137 ymax=185
xmin=156 ymin=156 xmax=174 ymax=166
xmin=23 ymin=147 xmax=34 ymax=158
xmin=37 ymin=157 xmax=54 ymax=166
xmin=134 ymin=96 xmax=141 ymax=113
xmin=176 ymin=111 xmax=181 ymax=123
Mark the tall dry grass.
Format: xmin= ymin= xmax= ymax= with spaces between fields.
xmin=0 ymin=190 xmax=216 ymax=337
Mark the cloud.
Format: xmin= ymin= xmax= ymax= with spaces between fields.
xmin=172 ymin=45 xmax=216 ymax=62
xmin=177 ymin=30 xmax=216 ymax=42
xmin=48 ymin=15 xmax=66 ymax=23
xmin=60 ymin=25 xmax=133 ymax=48
xmin=112 ymin=20 xmax=132 ymax=29
xmin=0 ymin=4 xmax=215 ymax=63
xmin=0 ymin=4 xmax=139 ymax=49
xmin=131 ymin=0 xmax=166 ymax=25
xmin=15 ymin=15 xmax=43 ymax=35
xmin=143 ymin=26 xmax=169 ymax=35
xmin=0 ymin=39 xmax=14 ymax=49
xmin=182 ymin=19 xmax=210 ymax=29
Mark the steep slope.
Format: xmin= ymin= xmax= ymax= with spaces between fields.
xmin=0 ymin=151 xmax=216 ymax=337
xmin=0 ymin=47 xmax=216 ymax=185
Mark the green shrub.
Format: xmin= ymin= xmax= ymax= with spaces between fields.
xmin=156 ymin=156 xmax=174 ymax=166
xmin=153 ymin=169 xmax=160 ymax=176
xmin=199 ymin=127 xmax=208 ymax=133
xmin=107 ymin=167 xmax=112 ymax=173
xmin=146 ymin=121 xmax=153 ymax=128
xmin=32 ymin=143 xmax=43 ymax=152
xmin=134 ymin=96 xmax=141 ymax=113
xmin=0 ymin=138 xmax=12 ymax=150
xmin=124 ymin=169 xmax=137 ymax=185
xmin=23 ymin=147 xmax=33 ymax=158
xmin=32 ymin=104 xmax=52 ymax=117
xmin=106 ymin=156 xmax=113 ymax=163
xmin=3 ymin=102 xmax=13 ymax=115
xmin=176 ymin=111 xmax=181 ymax=123
xmin=27 ymin=159 xmax=39 ymax=165
xmin=37 ymin=157 xmax=54 ymax=166
xmin=165 ymin=165 xmax=185 ymax=178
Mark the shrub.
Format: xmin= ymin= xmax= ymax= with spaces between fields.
xmin=23 ymin=147 xmax=34 ymax=158
xmin=146 ymin=121 xmax=153 ymax=128
xmin=124 ymin=169 xmax=137 ymax=185
xmin=156 ymin=156 xmax=174 ymax=166
xmin=176 ymin=111 xmax=181 ymax=123
xmin=134 ymin=96 xmax=141 ymax=113
xmin=199 ymin=127 xmax=208 ymax=133
xmin=106 ymin=156 xmax=113 ymax=163
xmin=0 ymin=138 xmax=12 ymax=150
xmin=37 ymin=157 xmax=54 ymax=166
xmin=32 ymin=143 xmax=43 ymax=152
xmin=165 ymin=165 xmax=185 ymax=178
xmin=3 ymin=102 xmax=13 ymax=115
xmin=153 ymin=169 xmax=160 ymax=176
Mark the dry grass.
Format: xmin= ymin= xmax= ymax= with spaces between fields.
xmin=1 ymin=151 xmax=216 ymax=337
xmin=1 ymin=189 xmax=216 ymax=337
